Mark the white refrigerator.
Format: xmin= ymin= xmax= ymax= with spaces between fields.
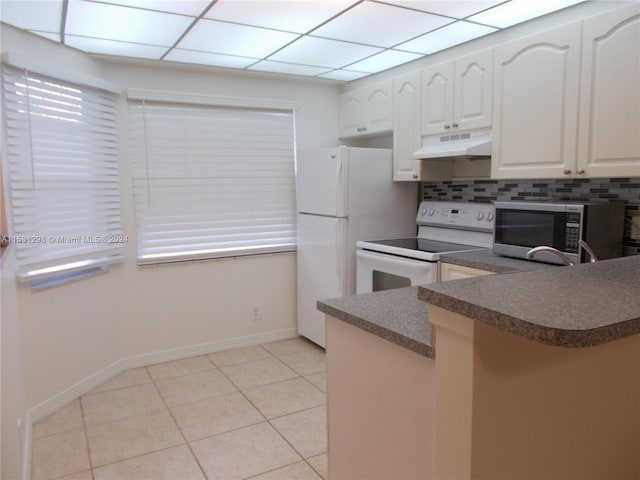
xmin=296 ymin=146 xmax=417 ymax=347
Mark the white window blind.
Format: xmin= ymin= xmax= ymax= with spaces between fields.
xmin=1 ymin=65 xmax=124 ymax=281
xmin=128 ymin=99 xmax=297 ymax=265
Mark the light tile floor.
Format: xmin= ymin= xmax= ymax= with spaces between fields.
xmin=31 ymin=337 xmax=328 ymax=480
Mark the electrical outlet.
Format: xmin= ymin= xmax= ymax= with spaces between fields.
xmin=250 ymin=304 xmax=261 ymax=321
xmin=631 ymin=216 xmax=640 ymax=240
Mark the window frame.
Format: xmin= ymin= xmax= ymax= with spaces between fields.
xmin=127 ymin=88 xmax=298 ymax=266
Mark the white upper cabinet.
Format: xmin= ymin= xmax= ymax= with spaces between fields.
xmin=421 ymin=50 xmax=493 ymax=136
xmin=577 ymin=3 xmax=640 ymax=178
xmin=393 ymin=71 xmax=423 ymax=181
xmin=392 ymin=71 xmax=459 ymax=182
xmin=491 ymin=22 xmax=582 ymax=179
xmin=339 ymin=80 xmax=393 ymax=138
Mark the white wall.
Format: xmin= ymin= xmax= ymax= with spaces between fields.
xmin=1 ymin=250 xmax=26 ymax=480
xmin=1 ymin=24 xmax=341 ymax=479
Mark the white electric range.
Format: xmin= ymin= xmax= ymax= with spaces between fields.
xmin=356 ymin=201 xmax=495 ymax=293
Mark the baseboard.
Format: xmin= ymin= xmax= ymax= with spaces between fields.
xmin=22 ymin=327 xmax=299 ymax=480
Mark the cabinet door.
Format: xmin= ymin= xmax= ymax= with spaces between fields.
xmin=421 ymin=62 xmax=454 ymax=136
xmin=577 ymin=3 xmax=640 ymax=178
xmin=454 ymin=50 xmax=493 ymax=132
xmin=339 ymin=81 xmax=393 ymax=138
xmin=440 ymin=263 xmax=494 ymax=282
xmin=393 ymin=72 xmax=423 ymax=181
xmin=491 ymin=22 xmax=581 ymax=179
xmin=363 ymin=80 xmax=393 ymax=134
xmin=339 ymin=90 xmax=364 ymax=137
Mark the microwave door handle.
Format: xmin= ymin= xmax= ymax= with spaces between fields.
xmin=579 ymin=240 xmax=598 ymax=263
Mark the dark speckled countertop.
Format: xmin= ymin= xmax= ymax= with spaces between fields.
xmin=440 ymin=249 xmax=558 ymax=273
xmin=317 ymin=287 xmax=434 ymax=359
xmin=419 ymin=255 xmax=640 ymax=347
xmin=318 ymin=253 xmax=640 ymax=355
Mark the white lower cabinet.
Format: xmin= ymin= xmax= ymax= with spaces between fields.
xmin=440 ymin=263 xmax=494 ymax=282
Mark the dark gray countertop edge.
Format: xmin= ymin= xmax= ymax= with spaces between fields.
xmin=418 ymin=287 xmax=640 ymax=348
xmin=317 ymin=288 xmax=435 ymax=359
xmin=440 ymin=250 xmax=558 ymax=273
xmin=419 ymin=255 xmax=640 ymax=348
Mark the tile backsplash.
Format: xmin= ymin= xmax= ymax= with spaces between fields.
xmin=421 ymin=177 xmax=640 ymax=256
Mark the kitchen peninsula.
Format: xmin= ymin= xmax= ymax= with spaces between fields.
xmin=318 ymin=254 xmax=640 ymax=479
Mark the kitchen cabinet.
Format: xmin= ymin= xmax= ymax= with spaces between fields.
xmin=339 ymin=79 xmax=393 ymax=138
xmin=393 ymin=71 xmax=423 ymax=181
xmin=392 ymin=71 xmax=455 ymax=181
xmin=440 ymin=263 xmax=494 ymax=281
xmin=491 ymin=22 xmax=582 ymax=179
xmin=576 ymin=3 xmax=640 ymax=178
xmin=421 ymin=50 xmax=493 ymax=136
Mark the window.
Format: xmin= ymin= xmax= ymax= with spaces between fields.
xmin=128 ymin=92 xmax=297 ymax=265
xmin=1 ymin=65 xmax=124 ymax=283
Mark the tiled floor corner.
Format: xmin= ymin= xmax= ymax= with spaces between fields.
xmin=30 ymin=337 xmax=327 ymax=480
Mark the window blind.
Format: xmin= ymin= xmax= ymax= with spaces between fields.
xmin=1 ymin=65 xmax=124 ymax=281
xmin=128 ymin=100 xmax=297 ymax=265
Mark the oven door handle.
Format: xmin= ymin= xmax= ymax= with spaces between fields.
xmin=356 ymin=249 xmax=434 ymax=268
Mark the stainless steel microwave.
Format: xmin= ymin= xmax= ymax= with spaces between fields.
xmin=492 ymin=201 xmax=625 ymax=265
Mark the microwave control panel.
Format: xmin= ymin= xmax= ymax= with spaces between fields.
xmin=565 ymin=211 xmax=583 ymax=252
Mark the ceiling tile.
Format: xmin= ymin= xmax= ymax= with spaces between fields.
xmin=311 ymin=1 xmax=452 ymax=47
xmin=346 ymin=49 xmax=423 ymax=73
xmin=468 ymin=0 xmax=586 ymax=28
xmin=29 ymin=31 xmax=62 ymax=42
xmin=0 ymin=0 xmax=62 ymax=33
xmin=319 ymin=70 xmax=370 ymax=81
xmin=248 ymin=60 xmax=332 ymax=77
xmin=382 ymin=1 xmax=504 ymax=19
xmin=205 ymin=0 xmax=355 ymax=33
xmin=178 ymin=19 xmax=300 ymax=58
xmin=164 ymin=49 xmax=258 ymax=69
xmin=65 ymin=1 xmax=194 ymax=46
xmin=64 ymin=35 xmax=169 ymax=59
xmin=100 ymin=0 xmax=211 ymax=17
xmin=397 ymin=21 xmax=498 ymax=55
xmin=95 ymin=0 xmax=211 ymax=17
xmin=269 ymin=36 xmax=383 ymax=69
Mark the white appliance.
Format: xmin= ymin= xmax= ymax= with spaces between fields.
xmin=356 ymin=201 xmax=495 ymax=294
xmin=412 ymin=129 xmax=492 ymax=160
xmin=296 ymin=146 xmax=417 ymax=347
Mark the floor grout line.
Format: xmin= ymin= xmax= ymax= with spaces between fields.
xmin=30 ymin=339 xmax=327 ymax=480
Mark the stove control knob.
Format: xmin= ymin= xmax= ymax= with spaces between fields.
xmin=487 ymin=212 xmax=495 ymax=222
xmin=476 ymin=211 xmax=485 ymax=221
xmin=428 ymin=208 xmax=435 ymax=216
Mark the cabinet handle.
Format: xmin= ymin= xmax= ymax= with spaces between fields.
xmin=563 ymin=169 xmax=572 ymax=175
xmin=577 ymin=168 xmax=585 ymax=175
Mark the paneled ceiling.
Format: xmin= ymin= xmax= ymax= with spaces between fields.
xmin=1 ymin=0 xmax=584 ymax=81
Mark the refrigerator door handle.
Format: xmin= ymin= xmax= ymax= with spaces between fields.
xmin=335 ymin=157 xmax=344 ymax=217
xmin=336 ymin=220 xmax=344 ymax=295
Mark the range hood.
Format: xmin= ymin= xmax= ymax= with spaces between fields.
xmin=413 ymin=129 xmax=492 ymax=160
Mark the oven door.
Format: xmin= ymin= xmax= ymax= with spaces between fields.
xmin=356 ymin=249 xmax=438 ymax=294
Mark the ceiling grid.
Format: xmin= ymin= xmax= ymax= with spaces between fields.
xmin=0 ymin=0 xmax=585 ymax=81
